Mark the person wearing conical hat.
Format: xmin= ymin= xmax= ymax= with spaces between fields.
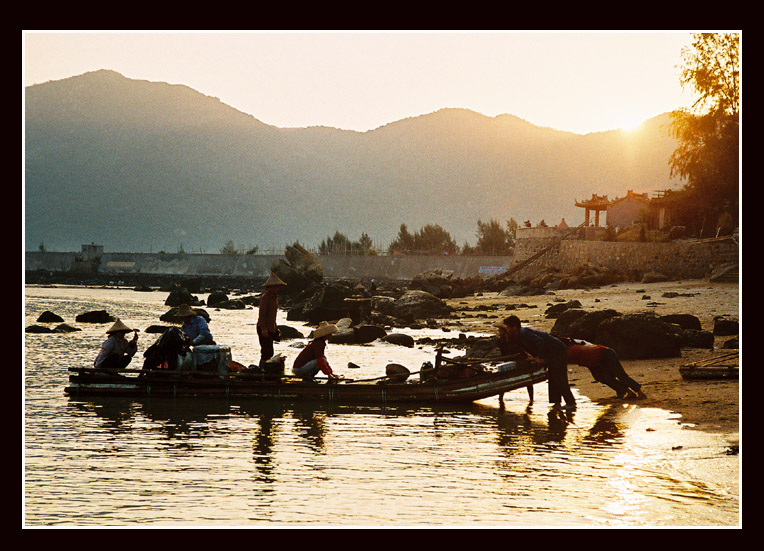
xmin=94 ymin=318 xmax=139 ymax=370
xmin=256 ymin=273 xmax=287 ymax=368
xmin=177 ymin=303 xmax=214 ymax=346
xmin=292 ymin=321 xmax=339 ymax=382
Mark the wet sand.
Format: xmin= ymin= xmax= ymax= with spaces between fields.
xmin=440 ymin=279 xmax=740 ymax=445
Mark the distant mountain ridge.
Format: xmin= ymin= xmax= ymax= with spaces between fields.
xmin=24 ymin=69 xmax=682 ymax=253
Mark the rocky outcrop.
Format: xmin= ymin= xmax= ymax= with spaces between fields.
xmin=271 ymin=243 xmax=324 ymax=294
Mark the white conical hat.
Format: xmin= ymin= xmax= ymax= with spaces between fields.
xmin=106 ymin=319 xmax=132 ymax=334
xmin=263 ymin=274 xmax=287 ymax=287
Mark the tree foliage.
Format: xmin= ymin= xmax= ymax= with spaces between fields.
xmin=668 ymin=33 xmax=739 ymax=235
xmin=388 ymin=223 xmax=458 ymax=255
xmin=319 ymin=231 xmax=374 ymax=255
xmin=474 ymin=218 xmax=517 ymax=255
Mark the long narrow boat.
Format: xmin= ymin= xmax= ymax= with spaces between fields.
xmin=65 ymin=351 xmax=547 ymax=404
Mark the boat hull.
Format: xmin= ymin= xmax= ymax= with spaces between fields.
xmin=65 ymin=364 xmax=547 ymax=404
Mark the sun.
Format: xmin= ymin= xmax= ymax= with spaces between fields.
xmin=620 ymin=116 xmax=646 ymax=133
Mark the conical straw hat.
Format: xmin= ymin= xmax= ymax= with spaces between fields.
xmin=263 ymin=274 xmax=287 ymax=287
xmin=106 ymin=319 xmax=132 ymax=334
xmin=312 ymin=321 xmax=338 ymax=339
xmin=176 ymin=304 xmax=197 ymax=317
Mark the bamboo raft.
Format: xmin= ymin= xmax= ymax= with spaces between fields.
xmin=679 ymin=351 xmax=739 ymax=380
xmin=65 ymin=350 xmax=548 ymax=404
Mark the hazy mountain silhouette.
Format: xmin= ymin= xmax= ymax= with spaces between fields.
xmin=24 ymin=69 xmax=682 ymax=253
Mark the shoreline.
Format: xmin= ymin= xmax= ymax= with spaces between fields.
xmin=440 ymin=279 xmax=740 ymax=444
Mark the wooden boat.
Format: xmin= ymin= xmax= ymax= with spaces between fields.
xmin=679 ymin=351 xmax=739 ymax=380
xmin=65 ymin=350 xmax=547 ymax=404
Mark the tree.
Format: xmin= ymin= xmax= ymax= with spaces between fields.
xmin=388 ymin=223 xmax=415 ymax=253
xmin=388 ymin=223 xmax=457 ymax=254
xmin=475 ymin=218 xmax=518 ymax=255
xmin=220 ymin=240 xmax=238 ymax=255
xmin=668 ymin=33 xmax=740 ymax=236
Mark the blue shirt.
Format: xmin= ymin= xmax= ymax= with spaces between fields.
xmin=517 ymin=327 xmax=566 ymax=361
xmin=181 ymin=315 xmax=212 ymax=344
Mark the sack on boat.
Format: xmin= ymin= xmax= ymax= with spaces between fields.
xmin=386 ymin=363 xmax=410 ymax=383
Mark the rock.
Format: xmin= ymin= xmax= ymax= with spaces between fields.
xmin=595 ymin=313 xmax=683 ymax=359
xmin=393 ymin=290 xmax=452 ymax=322
xmin=179 ymin=277 xmax=203 ymax=293
xmin=722 ymin=337 xmax=739 ymax=349
xmin=381 ymin=333 xmax=415 ymax=347
xmin=207 ymin=291 xmax=229 ymax=307
xmin=133 ymin=285 xmax=152 ymax=292
xmin=165 ymin=287 xmax=203 ymax=307
xmin=353 ymin=325 xmax=387 ymax=344
xmin=37 ymin=311 xmax=64 ymax=323
xmin=659 ymin=314 xmax=702 ymax=331
xmin=75 ymin=310 xmax=115 ymax=323
xmin=145 ymin=325 xmax=174 ymax=334
xmin=26 ymin=325 xmax=52 ymax=333
xmin=544 ymin=300 xmax=582 ymax=318
xmin=272 ymin=243 xmax=324 ymax=294
xmin=385 ymin=363 xmax=410 ymax=382
xmin=329 ymin=328 xmax=357 ymax=344
xmin=551 ymin=309 xmax=620 ymax=341
xmin=212 ymin=299 xmax=247 ymax=310
xmin=160 ymin=307 xmax=210 ymax=323
xmin=277 ymin=325 xmax=304 ymax=340
xmin=52 ymin=323 xmax=81 ymax=333
xmin=680 ymin=328 xmax=714 ymax=349
xmin=410 ymin=269 xmax=470 ymax=299
xmin=713 ymin=317 xmax=738 ymax=336
xmin=641 ymin=272 xmax=670 ymax=283
xmin=286 ymin=281 xmax=358 ymax=324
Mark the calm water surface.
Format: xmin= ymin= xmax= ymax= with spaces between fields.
xmin=24 ymin=286 xmax=740 ymax=526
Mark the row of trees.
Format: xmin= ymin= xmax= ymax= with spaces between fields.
xmin=317 ymin=218 xmax=520 ymax=256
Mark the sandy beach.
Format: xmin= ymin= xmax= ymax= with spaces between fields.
xmin=440 ymin=279 xmax=740 ymax=445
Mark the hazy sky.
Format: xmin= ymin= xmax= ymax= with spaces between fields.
xmin=23 ymin=30 xmax=700 ymax=135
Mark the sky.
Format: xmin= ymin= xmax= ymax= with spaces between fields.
xmin=22 ymin=30 xmax=701 ymax=135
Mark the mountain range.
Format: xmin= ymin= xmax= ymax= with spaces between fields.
xmin=24 ymin=69 xmax=683 ymax=253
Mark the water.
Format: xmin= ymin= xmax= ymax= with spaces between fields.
xmin=24 ymin=286 xmax=740 ymax=527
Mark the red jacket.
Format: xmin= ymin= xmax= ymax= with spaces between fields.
xmin=566 ymin=343 xmax=606 ymax=368
xmin=293 ymin=339 xmax=333 ymax=374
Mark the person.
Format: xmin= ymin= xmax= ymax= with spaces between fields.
xmin=257 ymin=273 xmax=287 ymax=367
xmin=292 ymin=321 xmax=340 ymax=383
xmin=177 ymin=303 xmax=214 ymax=346
xmin=355 ymin=283 xmax=372 ymax=299
xmin=94 ymin=319 xmax=138 ymax=370
xmin=495 ymin=321 xmax=534 ymax=403
xmin=559 ymin=337 xmax=647 ymax=399
xmin=502 ymin=315 xmax=576 ymax=410
xmin=355 ymin=283 xmax=372 ymax=322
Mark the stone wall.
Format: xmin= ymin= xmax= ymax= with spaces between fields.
xmin=25 ymin=238 xmax=738 ymax=283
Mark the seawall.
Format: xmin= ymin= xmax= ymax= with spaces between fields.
xmin=25 ymin=237 xmax=738 ymax=284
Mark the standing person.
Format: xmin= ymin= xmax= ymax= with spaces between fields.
xmin=257 ymin=273 xmax=287 ymax=367
xmin=292 ymin=321 xmax=340 ymax=382
xmin=559 ymin=337 xmax=647 ymax=399
xmin=503 ymin=315 xmax=576 ymax=410
xmin=495 ymin=321 xmax=535 ymax=403
xmin=94 ymin=319 xmax=139 ymax=370
xmin=177 ymin=303 xmax=214 ymax=345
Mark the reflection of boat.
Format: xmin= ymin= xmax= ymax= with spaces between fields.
xmin=65 ymin=350 xmax=547 ymax=404
xmin=679 ymin=351 xmax=739 ymax=380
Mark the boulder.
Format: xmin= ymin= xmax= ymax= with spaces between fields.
xmin=276 ymin=325 xmax=305 ymax=340
xmin=551 ymin=309 xmax=620 ymax=341
xmin=165 ymin=287 xmax=203 ymax=307
xmin=212 ymin=299 xmax=247 ymax=310
xmin=271 ymin=243 xmax=324 ymax=294
xmin=75 ymin=310 xmax=115 ymax=323
xmin=25 ymin=325 xmax=52 ymax=333
xmin=52 ymin=323 xmax=81 ymax=333
xmin=392 ymin=290 xmax=452 ymax=322
xmin=659 ymin=314 xmax=702 ymax=331
xmin=595 ymin=313 xmax=683 ymax=359
xmin=37 ymin=311 xmax=64 ymax=323
xmin=207 ymin=291 xmax=229 ymax=307
xmin=353 ymin=324 xmax=388 ymax=344
xmin=544 ymin=300 xmax=582 ymax=318
xmin=381 ymin=333 xmax=415 ymax=347
xmin=286 ymin=281 xmax=358 ymax=324
xmin=713 ymin=317 xmax=738 ymax=336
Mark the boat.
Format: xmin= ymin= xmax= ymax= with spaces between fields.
xmin=64 ymin=349 xmax=548 ymax=404
xmin=679 ymin=351 xmax=739 ymax=380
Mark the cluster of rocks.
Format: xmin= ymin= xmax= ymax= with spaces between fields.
xmin=25 ymin=309 xmax=114 ymax=333
xmin=547 ymin=305 xmax=738 ymax=360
